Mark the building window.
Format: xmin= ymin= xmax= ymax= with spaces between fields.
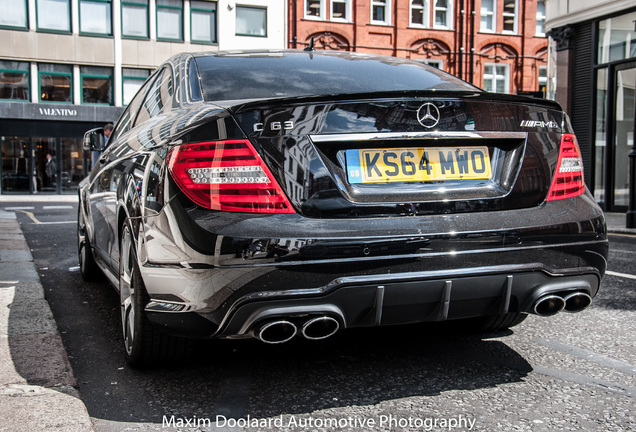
xmin=480 ymin=0 xmax=494 ymax=32
xmin=434 ymin=0 xmax=451 ymax=29
xmin=410 ymin=0 xmax=427 ymax=27
xmin=538 ymin=66 xmax=547 ymax=94
xmin=535 ymin=0 xmax=545 ymax=36
xmin=122 ymin=68 xmax=150 ymax=105
xmin=484 ymin=64 xmax=509 ymax=93
xmin=39 ymin=64 xmax=72 ymax=103
xmin=156 ymin=0 xmax=183 ymax=41
xmin=305 ymin=0 xmax=324 ymax=20
xmin=191 ymin=0 xmax=217 ymax=44
xmin=36 ymin=0 xmax=71 ymax=33
xmin=236 ymin=6 xmax=267 ymax=37
xmin=81 ymin=66 xmax=112 ymax=105
xmin=421 ymin=59 xmax=443 ymax=69
xmin=0 ymin=0 xmax=28 ymax=29
xmin=122 ymin=0 xmax=149 ymax=39
xmin=598 ymin=12 xmax=636 ymax=64
xmin=332 ymin=0 xmax=349 ymax=21
xmin=0 ymin=61 xmax=29 ymax=101
xmin=371 ymin=0 xmax=390 ymax=25
xmin=502 ymin=0 xmax=516 ymax=33
xmin=79 ymin=0 xmax=112 ymax=35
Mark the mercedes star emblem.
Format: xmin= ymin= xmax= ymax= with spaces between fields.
xmin=417 ymin=103 xmax=441 ymax=128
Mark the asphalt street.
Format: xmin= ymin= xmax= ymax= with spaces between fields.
xmin=1 ymin=198 xmax=635 ymax=432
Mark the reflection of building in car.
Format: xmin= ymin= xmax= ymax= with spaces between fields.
xmin=301 ymin=189 xmax=356 ymax=217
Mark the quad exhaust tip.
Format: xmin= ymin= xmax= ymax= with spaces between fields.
xmin=533 ymin=295 xmax=566 ymax=316
xmin=532 ymin=291 xmax=592 ymax=316
xmin=256 ymin=320 xmax=297 ymax=344
xmin=563 ymin=292 xmax=592 ymax=313
xmin=255 ymin=315 xmax=341 ymax=344
xmin=301 ymin=316 xmax=340 ymax=340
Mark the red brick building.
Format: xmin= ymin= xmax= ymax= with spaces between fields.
xmin=288 ymin=0 xmax=548 ymax=95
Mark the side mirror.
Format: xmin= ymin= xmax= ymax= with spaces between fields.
xmin=83 ymin=128 xmax=105 ymax=152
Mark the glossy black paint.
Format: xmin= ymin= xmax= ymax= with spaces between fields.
xmin=78 ymin=50 xmax=608 ymax=346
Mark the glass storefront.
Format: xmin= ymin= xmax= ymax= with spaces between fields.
xmin=61 ymin=137 xmax=84 ymax=193
xmin=0 ymin=119 xmax=109 ymax=194
xmin=1 ymin=136 xmax=32 ymax=193
xmin=594 ymin=68 xmax=607 ymax=204
xmin=593 ymin=10 xmax=636 ymax=211
xmin=1 ymin=135 xmax=89 ymax=194
xmin=614 ymin=66 xmax=635 ymax=207
xmin=0 ymin=97 xmax=122 ymax=195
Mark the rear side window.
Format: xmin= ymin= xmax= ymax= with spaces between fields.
xmin=195 ymin=52 xmax=478 ymax=102
xmin=134 ymin=65 xmax=174 ymax=126
xmin=109 ymin=71 xmax=159 ymax=142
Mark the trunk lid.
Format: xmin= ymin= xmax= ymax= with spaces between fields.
xmin=230 ymin=92 xmax=565 ymax=218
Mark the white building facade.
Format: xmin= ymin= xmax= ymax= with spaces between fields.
xmin=0 ymin=0 xmax=286 ymax=194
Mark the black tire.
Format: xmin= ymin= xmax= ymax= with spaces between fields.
xmin=119 ymin=223 xmax=188 ymax=367
xmin=77 ymin=223 xmax=100 ymax=281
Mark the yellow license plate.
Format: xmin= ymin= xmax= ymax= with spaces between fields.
xmin=346 ymin=146 xmax=492 ymax=184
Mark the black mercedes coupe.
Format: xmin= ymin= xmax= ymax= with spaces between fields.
xmin=78 ymin=50 xmax=608 ymax=366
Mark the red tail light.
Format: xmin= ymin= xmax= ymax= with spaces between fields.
xmin=167 ymin=140 xmax=295 ymax=213
xmin=546 ymin=133 xmax=585 ymax=201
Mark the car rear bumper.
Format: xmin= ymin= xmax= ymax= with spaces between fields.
xmin=137 ymin=193 xmax=608 ymax=339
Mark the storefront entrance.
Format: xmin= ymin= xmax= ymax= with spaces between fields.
xmin=592 ymin=9 xmax=636 ymax=212
xmin=1 ymin=120 xmax=100 ymax=195
xmin=595 ymin=62 xmax=636 ymax=211
xmin=612 ymin=64 xmax=635 ymax=209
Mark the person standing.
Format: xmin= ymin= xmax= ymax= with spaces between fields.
xmin=44 ymin=153 xmax=56 ymax=189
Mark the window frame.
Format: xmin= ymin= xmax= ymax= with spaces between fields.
xmin=409 ymin=0 xmax=428 ymax=28
xmin=0 ymin=62 xmax=30 ymax=102
xmin=156 ymin=0 xmax=183 ymax=42
xmin=371 ymin=0 xmax=391 ymax=25
xmin=80 ymin=68 xmax=113 ymax=106
xmin=36 ymin=0 xmax=72 ymax=34
xmin=331 ymin=0 xmax=351 ymax=22
xmin=79 ymin=0 xmax=113 ymax=37
xmin=538 ymin=65 xmax=547 ymax=94
xmin=480 ymin=0 xmax=495 ymax=33
xmin=304 ymin=0 xmax=325 ymax=20
xmin=122 ymin=68 xmax=150 ymax=106
xmin=190 ymin=0 xmax=217 ymax=44
xmin=38 ymin=67 xmax=73 ymax=104
xmin=483 ymin=63 xmax=510 ymax=94
xmin=235 ymin=5 xmax=268 ymax=38
xmin=433 ymin=0 xmax=452 ymax=29
xmin=501 ymin=0 xmax=517 ymax=34
xmin=420 ymin=59 xmax=444 ymax=70
xmin=535 ymin=0 xmax=546 ymax=37
xmin=121 ymin=0 xmax=149 ymax=40
xmin=0 ymin=0 xmax=29 ymax=30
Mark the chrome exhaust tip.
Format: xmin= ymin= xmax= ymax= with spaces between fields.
xmin=301 ymin=316 xmax=340 ymax=340
xmin=533 ymin=295 xmax=566 ymax=316
xmin=563 ymin=292 xmax=592 ymax=313
xmin=256 ymin=320 xmax=297 ymax=344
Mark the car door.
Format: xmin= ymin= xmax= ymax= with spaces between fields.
xmin=88 ymin=70 xmax=162 ymax=272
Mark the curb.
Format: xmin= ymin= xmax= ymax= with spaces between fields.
xmin=0 ymin=210 xmax=94 ymax=432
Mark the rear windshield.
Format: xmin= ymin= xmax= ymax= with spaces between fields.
xmin=195 ymin=51 xmax=479 ymax=102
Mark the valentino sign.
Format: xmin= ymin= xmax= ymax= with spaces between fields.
xmin=38 ymin=107 xmax=78 ymax=117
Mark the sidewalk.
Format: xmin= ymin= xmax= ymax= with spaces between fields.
xmin=0 ymin=209 xmax=94 ymax=432
xmin=604 ymin=212 xmax=636 ymax=235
